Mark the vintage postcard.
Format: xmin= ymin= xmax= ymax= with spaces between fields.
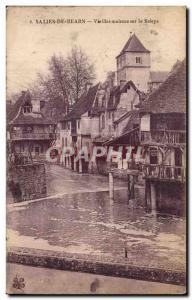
xmin=6 ymin=6 xmax=186 ymax=295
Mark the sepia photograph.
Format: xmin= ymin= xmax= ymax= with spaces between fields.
xmin=6 ymin=6 xmax=186 ymax=295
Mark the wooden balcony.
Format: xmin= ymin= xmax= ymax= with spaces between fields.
xmin=142 ymin=164 xmax=186 ymax=183
xmin=10 ymin=132 xmax=56 ymax=140
xmin=141 ymin=130 xmax=186 ymax=145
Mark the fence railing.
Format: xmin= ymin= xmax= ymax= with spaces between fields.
xmin=10 ymin=132 xmax=56 ymax=140
xmin=141 ymin=130 xmax=186 ymax=144
xmin=141 ymin=163 xmax=186 ymax=182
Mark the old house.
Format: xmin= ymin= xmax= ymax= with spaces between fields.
xmin=57 ymin=83 xmax=100 ymax=172
xmin=8 ymin=91 xmax=56 ymax=162
xmin=139 ymin=60 xmax=186 ymax=214
xmin=93 ymin=34 xmax=170 ymax=174
xmin=56 ymin=33 xmax=170 ymax=176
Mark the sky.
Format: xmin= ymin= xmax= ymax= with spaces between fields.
xmin=6 ymin=6 xmax=186 ymax=98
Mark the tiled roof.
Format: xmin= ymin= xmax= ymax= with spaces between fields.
xmin=10 ymin=112 xmax=54 ymax=125
xmin=113 ymin=110 xmax=133 ymax=124
xmin=103 ymin=127 xmax=140 ymax=146
xmin=122 ymin=110 xmax=140 ymax=133
xmin=92 ymin=136 xmax=110 ymax=145
xmin=7 ymin=92 xmax=28 ymax=122
xmin=149 ymin=71 xmax=168 ymax=83
xmin=63 ymin=83 xmax=99 ymax=120
xmin=140 ymin=60 xmax=186 ymax=114
xmin=117 ymin=34 xmax=150 ymax=58
xmin=9 ymin=91 xmax=55 ymax=126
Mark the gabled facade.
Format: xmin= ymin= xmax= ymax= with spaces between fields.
xmin=91 ymin=81 xmax=141 ymax=141
xmin=57 ymin=83 xmax=100 ymax=172
xmin=8 ymin=91 xmax=56 ymax=162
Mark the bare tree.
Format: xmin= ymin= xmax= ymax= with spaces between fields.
xmin=48 ymin=55 xmax=70 ymax=107
xmin=66 ymin=46 xmax=95 ymax=103
xmin=31 ymin=47 xmax=96 ymax=116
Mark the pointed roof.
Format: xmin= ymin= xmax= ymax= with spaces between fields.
xmin=8 ymin=91 xmax=55 ymax=126
xmin=116 ymin=34 xmax=150 ymax=58
xmin=107 ymin=81 xmax=141 ymax=110
xmin=62 ymin=83 xmax=100 ymax=120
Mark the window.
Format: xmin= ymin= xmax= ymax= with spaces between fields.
xmin=149 ymin=147 xmax=158 ymax=165
xmin=112 ymin=112 xmax=115 ymax=122
xmin=20 ymin=144 xmax=25 ymax=152
xmin=23 ymin=106 xmax=32 ymax=113
xmin=102 ymin=96 xmax=105 ymax=107
xmin=61 ymin=122 xmax=66 ymax=130
xmin=35 ymin=146 xmax=40 ymax=154
xmin=101 ymin=115 xmax=105 ymax=129
xmin=67 ymin=122 xmax=70 ymax=130
xmin=108 ymin=112 xmax=111 ymax=119
xmin=175 ymin=148 xmax=182 ymax=167
xmin=136 ymin=57 xmax=142 ymax=64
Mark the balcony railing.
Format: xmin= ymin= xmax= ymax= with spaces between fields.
xmin=10 ymin=132 xmax=56 ymax=140
xmin=141 ymin=164 xmax=186 ymax=182
xmin=141 ymin=130 xmax=186 ymax=145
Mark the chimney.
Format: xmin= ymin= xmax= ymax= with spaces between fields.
xmin=120 ymin=80 xmax=126 ymax=90
xmin=85 ymin=82 xmax=92 ymax=93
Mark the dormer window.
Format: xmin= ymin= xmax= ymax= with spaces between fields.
xmin=23 ymin=106 xmax=32 ymax=113
xmin=136 ymin=57 xmax=142 ymax=64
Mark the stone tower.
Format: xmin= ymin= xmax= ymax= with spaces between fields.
xmin=116 ymin=33 xmax=151 ymax=92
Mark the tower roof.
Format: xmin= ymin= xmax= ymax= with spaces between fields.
xmin=116 ymin=34 xmax=150 ymax=58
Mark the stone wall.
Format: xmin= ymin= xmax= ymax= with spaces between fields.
xmin=8 ymin=163 xmax=46 ymax=202
xmin=156 ymin=181 xmax=186 ymax=216
xmin=7 ymin=248 xmax=186 ymax=286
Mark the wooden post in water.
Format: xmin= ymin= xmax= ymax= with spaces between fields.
xmin=127 ymin=174 xmax=131 ymax=203
xmin=145 ymin=180 xmax=148 ymax=211
xmin=150 ymin=182 xmax=157 ymax=215
xmin=79 ymin=158 xmax=83 ymax=173
xmin=109 ymin=171 xmax=114 ymax=199
xmin=131 ymin=175 xmax=135 ymax=199
xmin=74 ymin=159 xmax=77 ymax=172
